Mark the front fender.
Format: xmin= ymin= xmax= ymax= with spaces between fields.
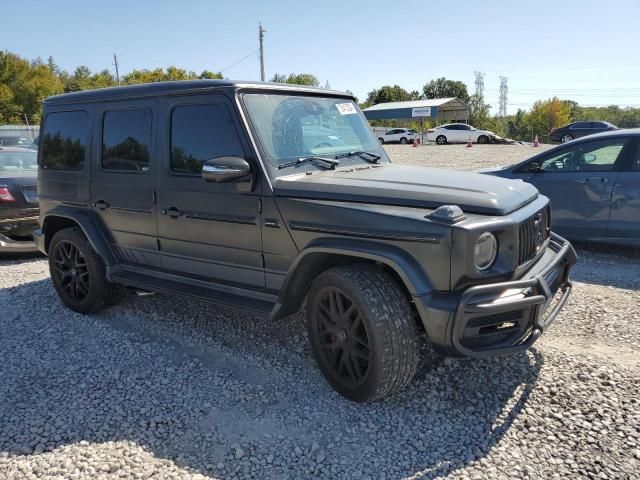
xmin=270 ymin=237 xmax=437 ymax=320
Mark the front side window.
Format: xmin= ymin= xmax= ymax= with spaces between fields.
xmin=102 ymin=108 xmax=152 ymax=173
xmin=242 ymin=94 xmax=384 ymax=169
xmin=537 ymin=139 xmax=627 ymax=172
xmin=170 ymin=104 xmax=244 ymax=175
xmin=41 ymin=111 xmax=89 ymax=170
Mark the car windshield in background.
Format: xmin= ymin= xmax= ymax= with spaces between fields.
xmin=0 ymin=150 xmax=38 ymax=173
xmin=0 ymin=136 xmax=31 ymax=146
xmin=242 ymin=94 xmax=385 ymax=168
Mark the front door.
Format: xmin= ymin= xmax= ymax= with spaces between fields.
xmin=90 ymin=100 xmax=160 ymax=268
xmin=156 ymin=94 xmax=264 ymax=288
xmin=608 ymin=139 xmax=640 ymax=243
xmin=513 ymin=137 xmax=630 ymax=240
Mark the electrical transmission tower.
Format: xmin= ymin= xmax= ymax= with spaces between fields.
xmin=474 ymin=71 xmax=485 ymax=98
xmin=498 ymin=76 xmax=508 ymax=117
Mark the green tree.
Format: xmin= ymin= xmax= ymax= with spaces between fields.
xmin=422 ymin=77 xmax=470 ymax=103
xmin=467 ymin=93 xmax=491 ymax=129
xmin=269 ymin=73 xmax=320 ymax=86
xmin=506 ymin=109 xmax=530 ymax=141
xmin=527 ymin=97 xmax=573 ymax=140
xmin=363 ymin=85 xmax=412 ymax=108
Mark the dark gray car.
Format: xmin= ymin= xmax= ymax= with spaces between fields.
xmin=483 ymin=129 xmax=640 ymax=246
xmin=34 ymin=80 xmax=576 ymax=402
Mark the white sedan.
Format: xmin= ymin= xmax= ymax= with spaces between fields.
xmin=426 ymin=124 xmax=494 ymax=145
xmin=377 ymin=128 xmax=418 ymax=144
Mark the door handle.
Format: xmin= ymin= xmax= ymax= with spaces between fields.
xmin=162 ymin=206 xmax=182 ymax=218
xmin=93 ymin=200 xmax=110 ymax=210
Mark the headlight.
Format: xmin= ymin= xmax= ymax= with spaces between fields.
xmin=474 ymin=232 xmax=498 ymax=271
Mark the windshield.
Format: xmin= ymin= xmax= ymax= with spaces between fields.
xmin=0 ymin=150 xmax=38 ymax=173
xmin=242 ymin=94 xmax=386 ymax=168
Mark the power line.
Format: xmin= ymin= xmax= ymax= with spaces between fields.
xmin=219 ymin=50 xmax=259 ymax=73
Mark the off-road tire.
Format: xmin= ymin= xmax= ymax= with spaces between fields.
xmin=306 ymin=263 xmax=419 ymax=402
xmin=436 ymin=135 xmax=447 ymax=145
xmin=49 ymin=227 xmax=124 ymax=313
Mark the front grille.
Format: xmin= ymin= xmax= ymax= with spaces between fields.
xmin=517 ymin=206 xmax=550 ymax=265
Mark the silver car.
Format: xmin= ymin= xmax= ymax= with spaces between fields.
xmin=483 ymin=129 xmax=640 ymax=246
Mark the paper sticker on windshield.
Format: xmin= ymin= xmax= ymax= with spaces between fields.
xmin=335 ymin=103 xmax=357 ymax=115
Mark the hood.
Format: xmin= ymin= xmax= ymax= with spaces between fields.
xmin=273 ymin=164 xmax=538 ymax=215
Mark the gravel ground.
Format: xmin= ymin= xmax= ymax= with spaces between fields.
xmin=1 ymin=145 xmax=638 ymax=480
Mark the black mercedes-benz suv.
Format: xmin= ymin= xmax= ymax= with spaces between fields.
xmin=35 ymin=80 xmax=576 ymax=401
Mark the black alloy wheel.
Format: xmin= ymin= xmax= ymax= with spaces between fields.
xmin=52 ymin=240 xmax=90 ymax=302
xmin=310 ymin=286 xmax=370 ymax=389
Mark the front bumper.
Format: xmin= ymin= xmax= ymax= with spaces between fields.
xmin=415 ymin=233 xmax=576 ymax=358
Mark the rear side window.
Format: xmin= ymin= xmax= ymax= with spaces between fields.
xmin=41 ymin=111 xmax=89 ymax=170
xmin=102 ymin=108 xmax=152 ymax=173
xmin=170 ymin=104 xmax=244 ymax=175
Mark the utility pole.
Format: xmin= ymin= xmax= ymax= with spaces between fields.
xmin=473 ymin=71 xmax=485 ymax=98
xmin=498 ymin=76 xmax=508 ymax=117
xmin=113 ymin=53 xmax=120 ymax=85
xmin=258 ymin=23 xmax=266 ymax=81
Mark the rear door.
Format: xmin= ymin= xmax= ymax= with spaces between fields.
xmin=156 ymin=94 xmax=264 ymax=287
xmin=569 ymin=121 xmax=592 ymax=139
xmin=513 ymin=137 xmax=629 ymax=239
xmin=608 ymin=138 xmax=640 ymax=243
xmin=90 ymin=100 xmax=161 ymax=268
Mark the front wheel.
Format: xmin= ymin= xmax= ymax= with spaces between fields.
xmin=49 ymin=227 xmax=124 ymax=313
xmin=378 ymin=137 xmax=385 ymax=144
xmin=436 ymin=135 xmax=447 ymax=145
xmin=306 ymin=264 xmax=419 ymax=402
xmin=477 ymin=135 xmax=489 ymax=144
xmin=399 ymin=137 xmax=408 ymax=144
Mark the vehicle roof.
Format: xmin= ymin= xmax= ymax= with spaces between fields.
xmin=44 ymin=80 xmax=353 ymax=105
xmin=570 ymin=127 xmax=640 ymax=140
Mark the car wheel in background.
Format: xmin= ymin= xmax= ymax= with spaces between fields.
xmin=378 ymin=137 xmax=384 ymax=144
xmin=400 ymin=137 xmax=408 ymax=144
xmin=49 ymin=227 xmax=124 ymax=313
xmin=477 ymin=135 xmax=489 ymax=144
xmin=561 ymin=134 xmax=573 ymax=143
xmin=306 ymin=264 xmax=419 ymax=402
xmin=436 ymin=135 xmax=447 ymax=145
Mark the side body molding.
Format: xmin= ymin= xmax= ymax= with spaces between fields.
xmin=270 ymin=237 xmax=436 ymax=320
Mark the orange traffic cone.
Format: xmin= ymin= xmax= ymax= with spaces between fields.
xmin=413 ymin=138 xmax=420 ymax=147
xmin=466 ymin=137 xmax=472 ymax=148
xmin=533 ymin=135 xmax=540 ymax=147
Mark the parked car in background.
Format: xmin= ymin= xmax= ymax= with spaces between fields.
xmin=377 ymin=128 xmax=417 ymax=144
xmin=426 ymin=124 xmax=494 ymax=145
xmin=0 ymin=136 xmax=33 ymax=148
xmin=549 ymin=121 xmax=618 ymax=144
xmin=482 ymin=129 xmax=640 ymax=246
xmin=0 ymin=147 xmax=39 ymax=252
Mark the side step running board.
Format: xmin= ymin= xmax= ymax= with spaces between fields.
xmin=110 ymin=269 xmax=276 ymax=317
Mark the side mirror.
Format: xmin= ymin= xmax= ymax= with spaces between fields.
xmin=527 ymin=162 xmax=542 ymax=172
xmin=202 ymin=156 xmax=251 ymax=183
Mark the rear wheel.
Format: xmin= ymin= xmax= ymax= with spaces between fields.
xmin=49 ymin=227 xmax=124 ymax=313
xmin=436 ymin=135 xmax=447 ymax=145
xmin=306 ymin=264 xmax=419 ymax=402
xmin=399 ymin=137 xmax=408 ymax=144
xmin=561 ymin=134 xmax=573 ymax=143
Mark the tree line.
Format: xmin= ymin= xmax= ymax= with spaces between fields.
xmin=2 ymin=50 xmax=639 ymax=141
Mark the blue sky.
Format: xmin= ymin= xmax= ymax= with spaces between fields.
xmin=3 ymin=0 xmax=640 ymax=114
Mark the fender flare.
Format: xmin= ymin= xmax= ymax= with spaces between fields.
xmin=41 ymin=206 xmax=117 ymax=266
xmin=270 ymin=237 xmax=435 ymax=320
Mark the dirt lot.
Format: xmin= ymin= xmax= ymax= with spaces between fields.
xmin=1 ymin=145 xmax=638 ymax=480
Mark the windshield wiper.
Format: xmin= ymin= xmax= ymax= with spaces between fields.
xmin=277 ymin=156 xmax=340 ymax=170
xmin=334 ymin=151 xmax=381 ymax=164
